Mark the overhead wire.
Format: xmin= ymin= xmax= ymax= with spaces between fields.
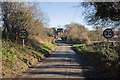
xmin=71 ymin=2 xmax=81 ymax=23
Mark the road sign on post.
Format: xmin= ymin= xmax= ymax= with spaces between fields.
xmin=103 ymin=28 xmax=114 ymax=49
xmin=103 ymin=28 xmax=114 ymax=39
xmin=18 ymin=29 xmax=28 ymax=47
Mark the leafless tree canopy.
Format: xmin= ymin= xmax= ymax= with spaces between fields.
xmin=0 ymin=2 xmax=50 ymax=42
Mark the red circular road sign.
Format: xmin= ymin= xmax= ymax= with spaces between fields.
xmin=18 ymin=29 xmax=28 ymax=39
xmin=103 ymin=28 xmax=114 ymax=39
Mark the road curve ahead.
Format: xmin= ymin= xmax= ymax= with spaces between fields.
xmin=20 ymin=43 xmax=96 ymax=79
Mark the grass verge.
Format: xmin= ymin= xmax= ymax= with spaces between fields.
xmin=72 ymin=44 xmax=120 ymax=77
xmin=2 ymin=40 xmax=57 ymax=78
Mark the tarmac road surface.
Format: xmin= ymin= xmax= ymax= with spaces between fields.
xmin=20 ymin=42 xmax=96 ymax=79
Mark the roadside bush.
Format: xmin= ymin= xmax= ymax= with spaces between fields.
xmin=73 ymin=44 xmax=119 ymax=70
xmin=98 ymin=48 xmax=119 ymax=69
xmin=99 ymin=48 xmax=118 ymax=61
xmin=114 ymin=46 xmax=120 ymax=55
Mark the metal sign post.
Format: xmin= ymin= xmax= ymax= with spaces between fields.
xmin=107 ymin=39 xmax=109 ymax=49
xmin=103 ymin=28 xmax=114 ymax=49
xmin=18 ymin=29 xmax=28 ymax=48
xmin=23 ymin=39 xmax=25 ymax=47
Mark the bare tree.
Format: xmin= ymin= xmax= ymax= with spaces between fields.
xmin=0 ymin=2 xmax=49 ymax=43
xmin=64 ymin=23 xmax=91 ymax=44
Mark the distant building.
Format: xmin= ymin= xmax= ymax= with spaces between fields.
xmin=56 ymin=28 xmax=64 ymax=33
xmin=55 ymin=28 xmax=64 ymax=39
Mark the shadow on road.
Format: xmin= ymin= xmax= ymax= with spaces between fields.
xmin=20 ymin=41 xmax=118 ymax=79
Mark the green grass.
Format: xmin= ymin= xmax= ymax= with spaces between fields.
xmin=46 ymin=43 xmax=56 ymax=50
xmin=2 ymin=40 xmax=56 ymax=78
xmin=73 ymin=44 xmax=119 ymax=70
xmin=73 ymin=44 xmax=85 ymax=47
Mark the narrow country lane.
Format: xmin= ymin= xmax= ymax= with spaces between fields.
xmin=20 ymin=43 xmax=96 ymax=79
